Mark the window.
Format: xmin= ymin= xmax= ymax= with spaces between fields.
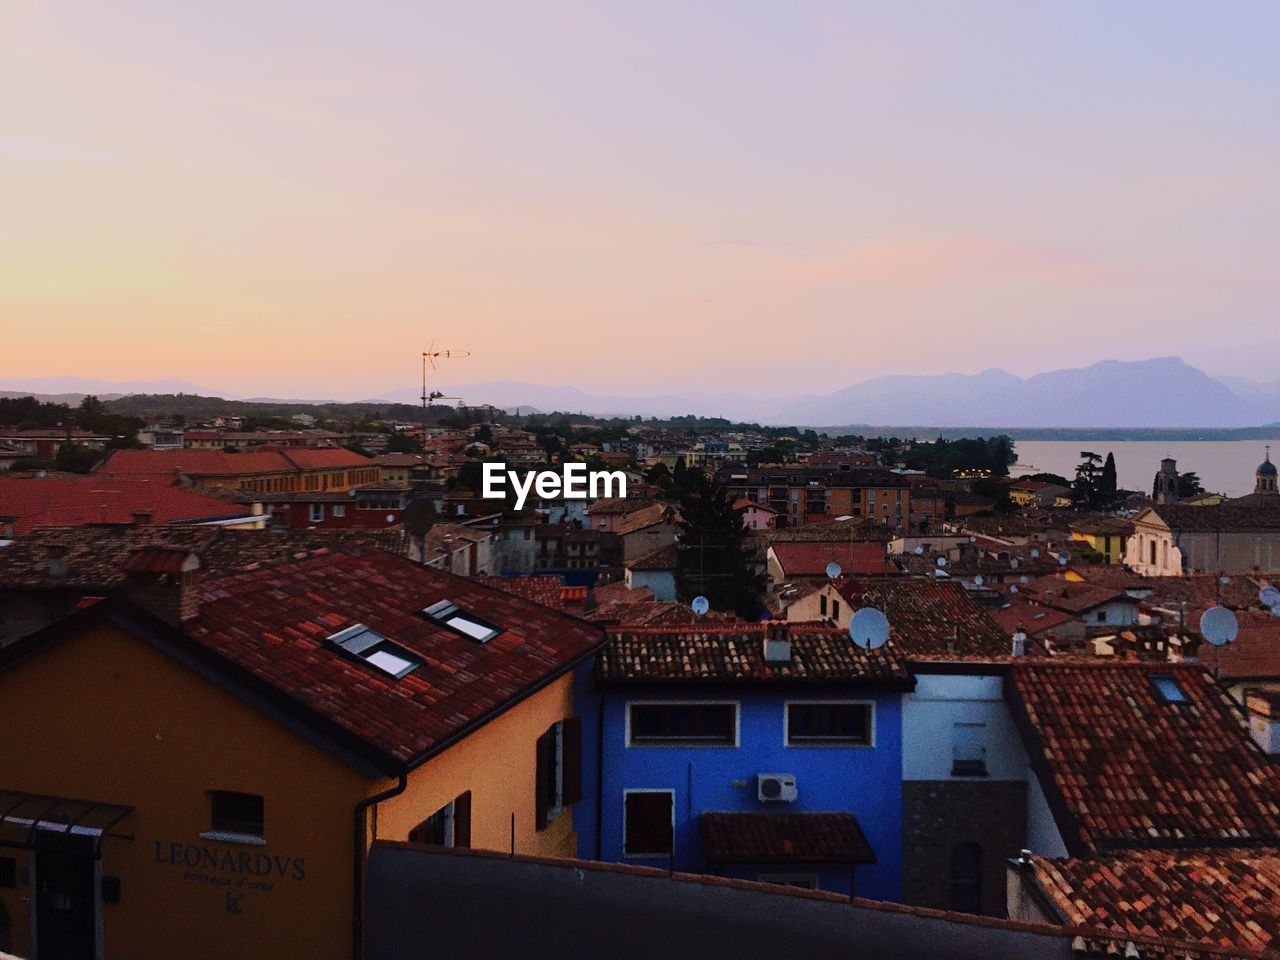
xmin=786 ymin=702 xmax=872 ymax=746
xmin=1096 ymin=609 xmax=1107 ymax=623
xmin=0 ymin=855 xmax=15 ymax=888
xmin=1150 ymin=674 xmax=1189 ymax=704
xmin=951 ymin=723 xmax=988 ymax=776
xmin=332 ymin=504 xmax=346 ymax=518
xmin=623 ymin=790 xmax=673 ymax=857
xmin=421 ymin=600 xmax=501 ymax=643
xmin=206 ymin=791 xmax=264 ymax=842
xmin=950 ymin=842 xmax=983 ymax=914
xmin=409 ymin=791 xmax=471 ymax=848
xmin=758 ymin=873 xmax=818 ymax=890
xmin=629 ymin=703 xmax=737 ymax=746
xmin=1149 ymin=540 xmax=1156 ymax=565
xmin=820 ymin=594 xmax=828 ymax=617
xmin=832 ymin=599 xmax=840 ymax=621
xmin=535 ymin=717 xmax=582 ymax=830
xmin=308 ymin=503 xmax=325 ymax=523
xmin=328 ymin=623 xmax=422 ymax=679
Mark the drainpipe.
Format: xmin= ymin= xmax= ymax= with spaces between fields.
xmin=352 ymin=773 xmax=408 ymax=960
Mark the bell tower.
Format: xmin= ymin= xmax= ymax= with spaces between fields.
xmin=1256 ymin=446 xmax=1278 ymax=495
xmin=1154 ymin=457 xmax=1179 ymax=505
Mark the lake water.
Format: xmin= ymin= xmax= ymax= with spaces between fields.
xmin=1010 ymin=439 xmax=1279 ymax=499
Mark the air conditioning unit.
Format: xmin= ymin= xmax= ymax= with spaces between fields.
xmin=757 ymin=773 xmax=798 ymax=803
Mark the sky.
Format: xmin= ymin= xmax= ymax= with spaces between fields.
xmin=2 ymin=2 xmax=1278 ymax=400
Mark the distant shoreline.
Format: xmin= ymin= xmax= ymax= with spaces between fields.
xmin=806 ymin=425 xmax=1280 ymax=441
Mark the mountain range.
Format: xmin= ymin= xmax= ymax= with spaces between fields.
xmin=4 ymin=358 xmax=1278 ymax=429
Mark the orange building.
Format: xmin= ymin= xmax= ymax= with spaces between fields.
xmin=0 ymin=545 xmax=602 ymax=960
xmin=95 ymin=447 xmax=380 ymax=494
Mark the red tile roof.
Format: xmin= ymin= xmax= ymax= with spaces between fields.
xmin=1023 ymin=849 xmax=1280 ymax=953
xmin=182 ymin=548 xmax=604 ymax=769
xmin=700 ymin=812 xmax=876 ymax=865
xmin=0 ymin=476 xmax=253 ymax=533
xmin=1011 ymin=575 xmax=1132 ymax=615
xmin=616 ymin=503 xmax=674 ymax=536
xmin=1007 ymin=661 xmax=1280 ymax=855
xmin=835 ymin=578 xmax=1012 ymax=660
xmin=477 ymin=575 xmax=567 ymax=609
xmin=1198 ymin=612 xmax=1280 ymax=681
xmin=988 ymin=600 xmax=1075 ymax=638
xmin=95 ymin=446 xmax=372 ymax=478
xmin=626 ymin=544 xmax=678 ymax=571
xmin=598 ymin=624 xmax=910 ymax=686
xmin=770 ymin=541 xmax=891 ymax=578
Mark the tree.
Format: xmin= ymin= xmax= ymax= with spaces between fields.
xmin=385 ymin=432 xmax=422 ymax=454
xmin=1178 ymin=472 xmax=1205 ymax=497
xmin=1023 ymin=472 xmax=1071 ymax=487
xmin=54 ymin=441 xmax=99 ymax=474
xmin=673 ymin=470 xmax=765 ymax=619
xmin=645 ymin=461 xmax=672 ymax=492
xmin=1073 ymin=451 xmax=1104 ymax=505
xmin=1099 ymin=453 xmax=1118 ymax=499
xmin=970 ymin=477 xmax=1013 ymax=514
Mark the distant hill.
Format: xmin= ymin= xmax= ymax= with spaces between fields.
xmin=5 ymin=358 xmax=1277 ymax=429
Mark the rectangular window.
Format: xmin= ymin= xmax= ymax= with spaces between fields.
xmin=623 ymin=790 xmax=673 ymax=857
xmin=820 ymin=594 xmax=828 ymax=616
xmin=328 ymin=623 xmax=422 ymax=679
xmin=629 ymin=703 xmax=737 ymax=746
xmin=786 ymin=702 xmax=872 ymax=746
xmin=308 ymin=503 xmax=325 ymax=523
xmin=1096 ymin=609 xmax=1107 ymax=623
xmin=421 ymin=600 xmax=502 ymax=643
xmin=332 ymin=504 xmax=346 ymax=518
xmin=0 ymin=856 xmax=15 ymax=888
xmin=208 ymin=791 xmax=264 ymax=841
xmin=535 ymin=717 xmax=583 ymax=830
xmin=832 ymin=599 xmax=840 ymax=621
xmin=951 ymin=723 xmax=988 ymax=776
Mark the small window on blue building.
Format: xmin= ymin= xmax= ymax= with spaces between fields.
xmin=786 ymin=703 xmax=871 ymax=746
xmin=951 ymin=723 xmax=988 ymax=776
xmin=624 ymin=791 xmax=673 ymax=857
xmin=629 ymin=703 xmax=737 ymax=746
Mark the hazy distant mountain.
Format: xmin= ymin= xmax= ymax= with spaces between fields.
xmin=778 ymin=357 xmax=1266 ymax=429
xmin=6 ymin=359 xmax=1276 ymax=428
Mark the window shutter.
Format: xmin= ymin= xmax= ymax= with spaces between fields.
xmin=535 ymin=729 xmax=553 ymax=831
xmin=561 ymin=716 xmax=583 ymax=806
xmin=453 ymin=791 xmax=472 ymax=848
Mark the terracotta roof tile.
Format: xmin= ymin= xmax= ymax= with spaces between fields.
xmin=835 ymin=578 xmax=1012 ymax=660
xmin=598 ymin=623 xmax=910 ymax=685
xmin=0 ymin=476 xmax=251 ymax=533
xmin=1008 ymin=661 xmax=1280 ymax=854
xmin=771 ymin=541 xmax=892 ymax=578
xmin=701 ymin=812 xmax=877 ymax=865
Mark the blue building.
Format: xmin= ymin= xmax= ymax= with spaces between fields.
xmin=577 ymin=623 xmax=912 ymax=899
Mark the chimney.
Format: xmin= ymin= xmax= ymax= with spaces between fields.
xmin=1012 ymin=627 xmax=1027 ymax=657
xmin=763 ymin=623 xmax=792 ymax=665
xmin=1246 ymin=690 xmax=1280 ymax=755
xmin=122 ymin=547 xmax=202 ymax=625
xmin=131 ymin=509 xmax=154 ymax=526
xmin=46 ymin=545 xmax=70 ymax=579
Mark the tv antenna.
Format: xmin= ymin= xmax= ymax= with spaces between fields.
xmin=421 ymin=341 xmax=469 ymax=439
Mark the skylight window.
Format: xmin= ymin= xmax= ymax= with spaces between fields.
xmin=328 ymin=623 xmax=422 ymax=679
xmin=422 ymin=600 xmax=501 ymax=643
xmin=1149 ymin=674 xmax=1189 ymax=704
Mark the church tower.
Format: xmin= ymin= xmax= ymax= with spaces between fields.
xmin=1154 ymin=457 xmax=1179 ymax=505
xmin=1256 ymin=446 xmax=1278 ymax=495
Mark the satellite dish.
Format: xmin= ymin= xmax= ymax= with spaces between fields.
xmin=1059 ymin=555 xmax=1068 ymax=567
xmin=1030 ymin=549 xmax=1040 ymax=559
xmin=1220 ymin=576 xmax=1232 ymax=585
xmin=1260 ymin=585 xmax=1280 ymax=607
xmin=849 ymin=607 xmax=890 ymax=650
xmin=1199 ymin=605 xmax=1239 ymax=647
xmin=826 ymin=561 xmax=842 ymax=580
xmin=936 ymin=556 xmax=947 ymax=567
xmin=969 ymin=535 xmax=976 ymax=543
xmin=914 ymin=546 xmax=924 ymax=555
xmin=975 ymin=575 xmax=985 ymax=586
xmin=1272 ymin=604 xmax=1280 ymax=619
xmin=691 ymin=596 xmax=709 ymax=616
xmin=1010 ymin=585 xmax=1019 ymax=594
xmin=1020 ymin=575 xmax=1028 ymax=584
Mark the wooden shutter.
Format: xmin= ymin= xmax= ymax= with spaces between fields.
xmin=561 ymin=716 xmax=583 ymax=806
xmin=534 ymin=728 xmax=554 ymax=831
xmin=453 ymin=791 xmax=472 ymax=848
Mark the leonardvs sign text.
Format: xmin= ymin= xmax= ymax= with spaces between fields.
xmin=482 ymin=462 xmax=626 ymax=510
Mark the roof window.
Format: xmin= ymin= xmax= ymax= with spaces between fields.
xmin=422 ymin=600 xmax=501 ymax=643
xmin=328 ymin=623 xmax=422 ymax=679
xmin=1149 ymin=674 xmax=1189 ymax=704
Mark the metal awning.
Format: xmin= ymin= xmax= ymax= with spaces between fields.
xmin=0 ymin=789 xmax=133 ymax=855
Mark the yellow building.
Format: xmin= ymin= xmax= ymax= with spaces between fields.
xmin=1068 ymin=517 xmax=1135 ymax=565
xmin=0 ymin=544 xmax=601 ymax=960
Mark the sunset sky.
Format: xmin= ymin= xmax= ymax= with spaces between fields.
xmin=3 ymin=2 xmax=1277 ymax=400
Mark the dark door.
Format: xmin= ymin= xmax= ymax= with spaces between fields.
xmin=36 ymin=845 xmax=96 ymax=960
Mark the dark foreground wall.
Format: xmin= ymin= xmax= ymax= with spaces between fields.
xmin=365 ymin=842 xmax=1074 ymax=960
